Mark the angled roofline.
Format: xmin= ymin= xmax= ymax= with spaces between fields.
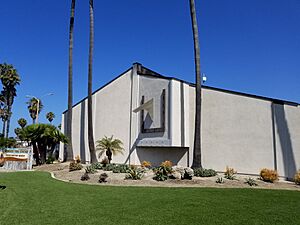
xmin=62 ymin=67 xmax=132 ymax=114
xmin=136 ymin=63 xmax=299 ymax=107
xmin=63 ymin=63 xmax=299 ymax=114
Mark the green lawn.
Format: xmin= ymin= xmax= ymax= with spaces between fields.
xmin=0 ymin=172 xmax=299 ymax=225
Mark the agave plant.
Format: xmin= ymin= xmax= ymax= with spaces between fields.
xmin=96 ymin=135 xmax=124 ymax=164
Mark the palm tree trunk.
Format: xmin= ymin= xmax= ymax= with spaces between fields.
xmin=189 ymin=0 xmax=202 ymax=168
xmin=5 ymin=105 xmax=11 ymax=138
xmin=2 ymin=120 xmax=6 ymax=137
xmin=87 ymin=0 xmax=97 ymax=163
xmin=66 ymin=0 xmax=75 ymax=161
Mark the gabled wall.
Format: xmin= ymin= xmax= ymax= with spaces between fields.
xmin=60 ymin=69 xmax=133 ymax=163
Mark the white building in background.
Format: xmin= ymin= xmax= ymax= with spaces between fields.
xmin=59 ymin=63 xmax=300 ymax=179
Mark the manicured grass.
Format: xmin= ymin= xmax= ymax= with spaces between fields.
xmin=0 ymin=172 xmax=299 ymax=225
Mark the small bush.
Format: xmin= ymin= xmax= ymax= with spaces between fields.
xmin=153 ymin=162 xmax=173 ymax=181
xmin=103 ymin=163 xmax=116 ymax=171
xmin=92 ymin=162 xmax=103 ymax=170
xmin=194 ymin=168 xmax=217 ymax=177
xmin=216 ymin=177 xmax=224 ymax=184
xmin=224 ymin=166 xmax=237 ymax=180
xmin=112 ymin=164 xmax=130 ymax=173
xmin=161 ymin=160 xmax=173 ymax=168
xmin=294 ymin=170 xmax=300 ymax=185
xmin=74 ymin=155 xmax=81 ymax=163
xmin=99 ymin=173 xmax=108 ymax=183
xmin=141 ymin=161 xmax=152 ymax=168
xmin=81 ymin=173 xmax=90 ymax=181
xmin=260 ymin=168 xmax=278 ymax=183
xmin=69 ymin=161 xmax=83 ymax=172
xmin=46 ymin=156 xmax=55 ymax=164
xmin=100 ymin=157 xmax=109 ymax=166
xmin=125 ymin=166 xmax=144 ymax=180
xmin=244 ymin=177 xmax=258 ymax=186
xmin=85 ymin=165 xmax=97 ymax=174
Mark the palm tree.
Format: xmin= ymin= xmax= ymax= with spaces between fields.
xmin=189 ymin=0 xmax=202 ymax=168
xmin=18 ymin=118 xmax=27 ymax=128
xmin=46 ymin=112 xmax=55 ymax=123
xmin=27 ymin=97 xmax=43 ymax=124
xmin=96 ymin=136 xmax=124 ymax=164
xmin=66 ymin=0 xmax=76 ymax=161
xmin=0 ymin=93 xmax=7 ymax=136
xmin=0 ymin=63 xmax=21 ymax=138
xmin=20 ymin=124 xmax=68 ymax=164
xmin=87 ymin=0 xmax=97 ymax=163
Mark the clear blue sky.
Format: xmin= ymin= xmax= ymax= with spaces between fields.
xmin=0 ymin=0 xmax=299 ymax=136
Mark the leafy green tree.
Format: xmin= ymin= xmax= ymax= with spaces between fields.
xmin=0 ymin=137 xmax=16 ymax=148
xmin=20 ymin=124 xmax=68 ymax=165
xmin=96 ymin=136 xmax=124 ymax=164
xmin=46 ymin=112 xmax=55 ymax=123
xmin=189 ymin=0 xmax=202 ymax=168
xmin=27 ymin=98 xmax=43 ymax=124
xmin=18 ymin=118 xmax=27 ymax=128
xmin=87 ymin=0 xmax=97 ymax=163
xmin=0 ymin=63 xmax=21 ymax=138
xmin=66 ymin=0 xmax=76 ymax=161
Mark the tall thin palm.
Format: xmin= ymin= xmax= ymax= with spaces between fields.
xmin=0 ymin=63 xmax=21 ymax=138
xmin=189 ymin=0 xmax=202 ymax=168
xmin=66 ymin=0 xmax=75 ymax=161
xmin=96 ymin=136 xmax=124 ymax=164
xmin=27 ymin=98 xmax=43 ymax=124
xmin=87 ymin=0 xmax=97 ymax=163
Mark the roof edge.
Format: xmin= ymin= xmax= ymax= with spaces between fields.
xmin=63 ymin=63 xmax=299 ymax=114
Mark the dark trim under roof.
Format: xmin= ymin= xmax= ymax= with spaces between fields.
xmin=136 ymin=63 xmax=299 ymax=107
xmin=63 ymin=63 xmax=299 ymax=114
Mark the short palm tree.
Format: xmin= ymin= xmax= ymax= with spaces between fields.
xmin=18 ymin=118 xmax=27 ymax=128
xmin=96 ymin=136 xmax=124 ymax=164
xmin=46 ymin=112 xmax=55 ymax=123
xmin=27 ymin=98 xmax=43 ymax=124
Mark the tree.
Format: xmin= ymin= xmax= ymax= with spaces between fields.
xmin=96 ymin=136 xmax=124 ymax=164
xmin=66 ymin=0 xmax=76 ymax=161
xmin=87 ymin=0 xmax=97 ymax=163
xmin=20 ymin=124 xmax=68 ymax=165
xmin=0 ymin=93 xmax=7 ymax=136
xmin=18 ymin=118 xmax=27 ymax=128
xmin=0 ymin=63 xmax=21 ymax=138
xmin=27 ymin=97 xmax=43 ymax=124
xmin=189 ymin=0 xmax=202 ymax=168
xmin=46 ymin=112 xmax=55 ymax=123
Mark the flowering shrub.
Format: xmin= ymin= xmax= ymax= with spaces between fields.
xmin=161 ymin=160 xmax=173 ymax=168
xmin=224 ymin=166 xmax=237 ymax=180
xmin=153 ymin=161 xmax=173 ymax=181
xmin=141 ymin=161 xmax=152 ymax=168
xmin=69 ymin=161 xmax=83 ymax=172
xmin=74 ymin=155 xmax=81 ymax=163
xmin=260 ymin=168 xmax=278 ymax=183
xmin=294 ymin=170 xmax=300 ymax=185
xmin=125 ymin=166 xmax=145 ymax=180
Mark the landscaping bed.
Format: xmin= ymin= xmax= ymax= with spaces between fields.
xmin=35 ymin=162 xmax=300 ymax=191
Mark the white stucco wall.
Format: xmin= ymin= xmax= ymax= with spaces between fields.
xmin=60 ymin=66 xmax=299 ymax=179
